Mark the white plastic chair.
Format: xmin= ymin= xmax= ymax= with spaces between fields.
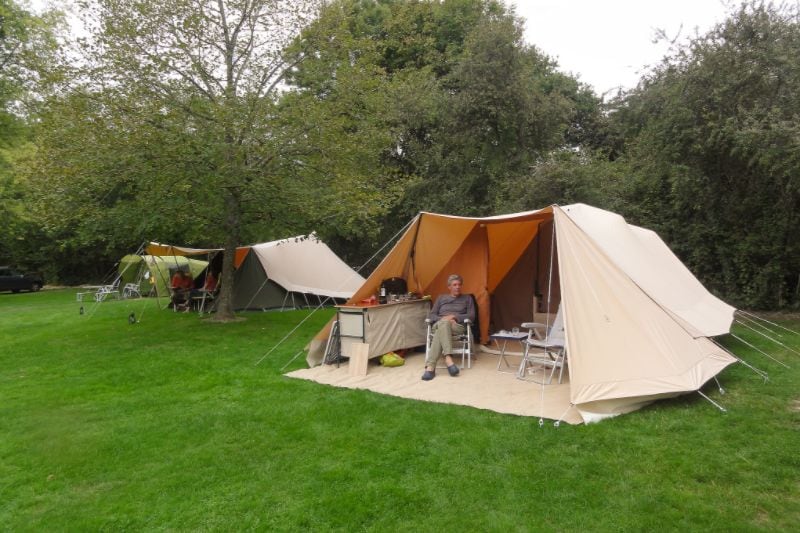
xmin=94 ymin=279 xmax=121 ymax=302
xmin=518 ymin=304 xmax=566 ymax=384
xmin=122 ymin=283 xmax=141 ymax=299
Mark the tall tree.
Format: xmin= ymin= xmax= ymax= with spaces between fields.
xmin=286 ymin=0 xmax=591 ymax=228
xmin=42 ymin=0 xmax=335 ymax=319
xmin=610 ymin=1 xmax=800 ymax=308
xmin=0 ymin=0 xmax=62 ymax=268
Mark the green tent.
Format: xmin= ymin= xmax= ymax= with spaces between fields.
xmin=118 ymin=255 xmax=209 ymax=298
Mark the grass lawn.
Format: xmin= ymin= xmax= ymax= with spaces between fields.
xmin=1 ymin=289 xmax=798 ymax=531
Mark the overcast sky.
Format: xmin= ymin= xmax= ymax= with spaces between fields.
xmin=507 ymin=0 xmax=735 ymax=96
xmin=32 ymin=0 xmax=736 ymax=97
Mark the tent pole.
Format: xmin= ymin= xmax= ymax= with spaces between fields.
xmin=281 ymin=291 xmax=290 ymax=311
xmin=713 ymin=376 xmax=725 ymax=394
xmin=197 ymin=249 xmax=212 ymax=315
xmin=150 ymin=255 xmax=170 ymax=309
xmin=532 ymin=216 xmax=557 ymax=425
xmin=407 ymin=214 xmax=424 ymax=293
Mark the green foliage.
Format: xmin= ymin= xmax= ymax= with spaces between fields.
xmin=0 ymin=0 xmax=32 ymax=149
xmin=0 ymin=0 xmax=63 ymax=274
xmin=4 ymin=0 xmax=800 ymax=313
xmin=21 ymin=1 xmax=391 ymax=293
xmin=286 ymin=0 xmax=596 ymax=262
xmin=493 ymin=148 xmax=628 ymax=214
xmin=609 ymin=1 xmax=800 ymax=308
xmin=1 ymin=292 xmax=799 ymax=529
xmin=0 ymin=0 xmax=63 ymax=147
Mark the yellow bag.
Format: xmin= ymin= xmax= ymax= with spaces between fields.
xmin=380 ymin=352 xmax=405 ymax=367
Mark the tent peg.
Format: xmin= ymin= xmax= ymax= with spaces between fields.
xmin=698 ymin=390 xmax=727 ymax=413
xmin=713 ymin=376 xmax=725 ymax=395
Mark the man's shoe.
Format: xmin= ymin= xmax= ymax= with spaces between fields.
xmin=421 ymin=370 xmax=435 ymax=381
xmin=447 ymin=364 xmax=460 ymax=377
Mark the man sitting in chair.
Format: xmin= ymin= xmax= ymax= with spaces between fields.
xmin=422 ymin=274 xmax=476 ymax=381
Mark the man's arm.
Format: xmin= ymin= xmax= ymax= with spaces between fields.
xmin=428 ymin=295 xmax=446 ymax=322
xmin=465 ymin=295 xmax=476 ymax=323
xmin=452 ymin=295 xmax=475 ymax=324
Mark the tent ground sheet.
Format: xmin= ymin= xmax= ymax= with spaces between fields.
xmin=286 ymin=347 xmax=583 ymax=425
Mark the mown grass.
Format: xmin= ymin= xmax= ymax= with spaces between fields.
xmin=1 ymin=289 xmax=798 ymax=531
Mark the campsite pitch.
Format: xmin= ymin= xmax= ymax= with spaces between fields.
xmin=1 ymin=289 xmax=798 ymax=530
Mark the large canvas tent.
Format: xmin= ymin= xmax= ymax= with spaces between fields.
xmin=142 ymin=235 xmax=364 ymax=310
xmin=232 ymin=235 xmax=365 ymax=310
xmin=305 ymin=204 xmax=738 ymax=422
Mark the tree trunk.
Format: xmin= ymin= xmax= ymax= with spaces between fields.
xmin=211 ymin=186 xmax=241 ymax=321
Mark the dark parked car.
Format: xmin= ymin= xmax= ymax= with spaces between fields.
xmin=0 ymin=266 xmax=44 ymax=293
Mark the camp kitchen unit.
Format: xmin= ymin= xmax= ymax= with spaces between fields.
xmin=336 ymin=298 xmax=431 ymax=360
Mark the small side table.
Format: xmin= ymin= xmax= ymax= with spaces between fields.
xmin=489 ymin=331 xmax=529 ymax=372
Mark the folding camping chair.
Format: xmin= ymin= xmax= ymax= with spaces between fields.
xmin=424 ymin=292 xmax=479 ymax=370
xmin=425 ymin=317 xmax=474 ymax=369
xmin=517 ymin=304 xmax=567 ymax=384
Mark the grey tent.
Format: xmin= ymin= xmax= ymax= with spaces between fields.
xmin=232 ymin=234 xmax=365 ymax=310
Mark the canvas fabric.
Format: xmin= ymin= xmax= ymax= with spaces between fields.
xmin=304 ymin=204 xmax=738 ymax=423
xmin=144 ymin=236 xmax=364 ymax=310
xmin=552 ymin=208 xmax=737 ymax=411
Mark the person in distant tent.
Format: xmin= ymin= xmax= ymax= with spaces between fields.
xmin=422 ymin=274 xmax=475 ymax=381
xmin=170 ymin=269 xmax=192 ymax=311
xmin=180 ymin=270 xmax=194 ymax=291
xmin=170 ymin=269 xmax=183 ymax=293
xmin=203 ymin=271 xmax=218 ymax=292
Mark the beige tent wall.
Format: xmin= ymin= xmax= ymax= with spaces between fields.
xmin=561 ymin=204 xmax=735 ymax=336
xmin=249 ymin=238 xmax=364 ymax=299
xmin=553 ymin=207 xmax=736 ymax=410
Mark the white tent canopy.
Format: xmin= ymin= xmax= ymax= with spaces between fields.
xmin=562 ymin=204 xmax=735 ymax=337
xmin=231 ymin=234 xmax=365 ymax=310
xmin=247 ymin=236 xmax=365 ymax=301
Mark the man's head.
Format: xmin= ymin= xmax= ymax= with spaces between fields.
xmin=447 ymin=274 xmax=463 ymax=296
